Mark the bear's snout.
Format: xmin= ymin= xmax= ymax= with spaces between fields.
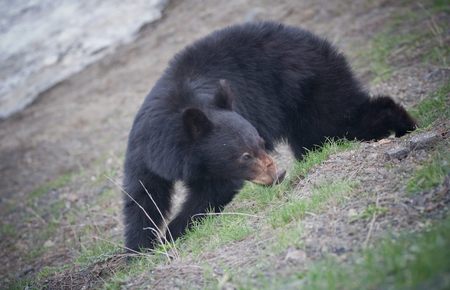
xmin=250 ymin=152 xmax=285 ymax=185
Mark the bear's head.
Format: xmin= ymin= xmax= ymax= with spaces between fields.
xmin=182 ymin=80 xmax=285 ymax=185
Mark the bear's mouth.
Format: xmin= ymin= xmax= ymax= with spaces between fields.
xmin=249 ymin=153 xmax=286 ymax=185
xmin=251 ymin=168 xmax=286 ymax=185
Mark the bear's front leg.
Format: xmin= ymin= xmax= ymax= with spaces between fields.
xmin=123 ymin=172 xmax=173 ymax=252
xmin=166 ymin=178 xmax=244 ymax=242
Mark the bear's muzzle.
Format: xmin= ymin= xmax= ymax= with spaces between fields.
xmin=250 ymin=152 xmax=286 ymax=185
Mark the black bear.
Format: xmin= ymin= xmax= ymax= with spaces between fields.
xmin=123 ymin=22 xmax=416 ymax=251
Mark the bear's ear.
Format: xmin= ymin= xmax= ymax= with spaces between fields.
xmin=214 ymin=79 xmax=235 ymax=110
xmin=183 ymin=108 xmax=213 ymax=140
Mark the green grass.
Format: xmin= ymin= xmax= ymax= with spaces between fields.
xmin=424 ymin=44 xmax=450 ymax=67
xmin=0 ymin=222 xmax=17 ymax=239
xmin=363 ymin=2 xmax=449 ymax=83
xmin=269 ymin=179 xmax=358 ymax=227
xmin=101 ymin=254 xmax=166 ymax=289
xmin=236 ymin=139 xmax=356 ymax=226
xmin=7 ymin=279 xmax=32 ymax=290
xmin=269 ymin=223 xmax=304 ymax=254
xmin=355 ymin=204 xmax=389 ymax=221
xmin=410 ymin=83 xmax=450 ymax=128
xmin=2 ymin=173 xmax=76 ymax=287
xmin=24 ymin=220 xmax=59 ymax=261
xmin=75 ymin=240 xmax=121 ymax=266
xmin=35 ymin=265 xmax=70 ymax=281
xmin=236 ymin=139 xmax=357 ymax=232
xmin=406 ymin=83 xmax=450 ymax=195
xmin=231 ymin=216 xmax=450 ymax=290
xmin=48 ymin=199 xmax=66 ymax=220
xmin=47 ymin=237 xmax=163 ymax=290
xmin=178 ymin=213 xmax=254 ymax=257
xmin=424 ymin=0 xmax=450 ymax=65
xmin=407 ymin=148 xmax=450 ymax=194
xmin=238 ymin=182 xmax=286 ymax=211
xmin=238 ymin=139 xmax=354 ymax=200
xmin=29 ymin=172 xmax=73 ymax=200
xmin=430 ymin=0 xmax=450 ymax=13
xmin=368 ymin=31 xmax=423 ymax=82
xmin=300 ymin=217 xmax=450 ymax=290
xmin=290 ymin=139 xmax=356 ymax=180
xmin=98 ymin=188 xmax=117 ymax=203
xmin=18 ymin=175 xmax=124 ymax=287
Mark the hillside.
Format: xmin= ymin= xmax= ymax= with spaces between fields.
xmin=1 ymin=0 xmax=449 ymax=289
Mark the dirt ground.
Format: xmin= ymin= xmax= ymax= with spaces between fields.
xmin=0 ymin=0 xmax=448 ymax=288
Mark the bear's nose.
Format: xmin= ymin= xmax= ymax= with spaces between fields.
xmin=258 ymin=151 xmax=274 ymax=168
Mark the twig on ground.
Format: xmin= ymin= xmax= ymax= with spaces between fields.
xmin=363 ymin=194 xmax=380 ymax=248
xmin=25 ymin=206 xmax=47 ymax=225
xmin=92 ymin=236 xmax=157 ymax=258
xmin=105 ymin=176 xmax=171 ymax=261
xmin=139 ymin=180 xmax=179 ymax=259
xmin=191 ymin=212 xmax=261 ymax=219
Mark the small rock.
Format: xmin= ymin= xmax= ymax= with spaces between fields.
xmin=43 ymin=240 xmax=55 ymax=248
xmin=364 ymin=167 xmax=378 ymax=174
xmin=213 ymin=267 xmax=224 ymax=276
xmin=425 ymin=68 xmax=444 ymax=81
xmin=409 ymin=132 xmax=439 ymax=150
xmin=90 ymin=205 xmax=101 ymax=212
xmin=221 ymin=283 xmax=237 ymax=290
xmin=16 ymin=241 xmax=28 ymax=251
xmin=385 ymin=146 xmax=410 ymax=160
xmin=333 ymin=247 xmax=346 ymax=255
xmin=321 ymin=245 xmax=329 ymax=253
xmin=366 ymin=153 xmax=378 ymax=160
xmin=347 ymin=208 xmax=358 ymax=217
xmin=65 ymin=193 xmax=78 ymax=202
xmin=378 ymin=138 xmax=392 ymax=145
xmin=284 ymin=248 xmax=307 ymax=263
xmin=244 ymin=7 xmax=266 ymax=22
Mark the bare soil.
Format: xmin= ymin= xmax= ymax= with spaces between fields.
xmin=0 ymin=0 xmax=448 ymax=288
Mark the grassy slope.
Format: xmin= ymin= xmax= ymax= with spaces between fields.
xmin=101 ymin=80 xmax=449 ymax=289
xmin=261 ymin=216 xmax=450 ymax=290
xmin=8 ymin=1 xmax=450 ymax=289
xmin=101 ymin=2 xmax=449 ymax=288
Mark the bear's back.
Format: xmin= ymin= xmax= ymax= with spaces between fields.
xmin=168 ymin=22 xmax=335 ymax=85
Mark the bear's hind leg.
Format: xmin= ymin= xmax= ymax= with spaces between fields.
xmin=288 ymin=127 xmax=328 ymax=160
xmin=348 ymin=96 xmax=416 ymax=141
xmin=166 ymin=179 xmax=244 ymax=241
xmin=123 ymin=172 xmax=173 ymax=252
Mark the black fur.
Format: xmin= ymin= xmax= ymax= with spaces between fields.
xmin=123 ymin=22 xmax=416 ymax=251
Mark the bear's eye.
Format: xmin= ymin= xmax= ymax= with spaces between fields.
xmin=241 ymin=152 xmax=253 ymax=161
